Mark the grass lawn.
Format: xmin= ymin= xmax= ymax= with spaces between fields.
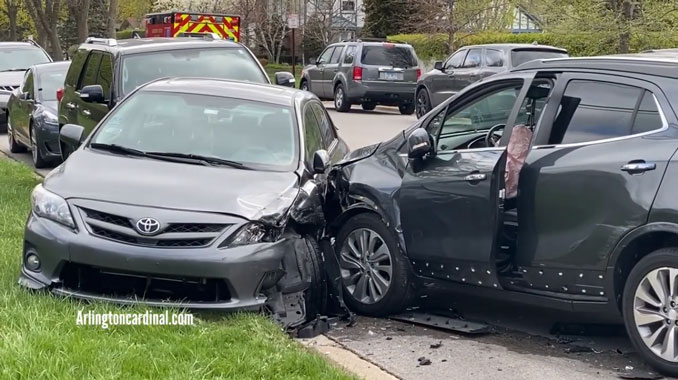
xmin=0 ymin=159 xmax=354 ymax=380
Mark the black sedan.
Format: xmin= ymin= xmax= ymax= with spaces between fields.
xmin=19 ymin=78 xmax=349 ymax=328
xmin=7 ymin=61 xmax=70 ymax=168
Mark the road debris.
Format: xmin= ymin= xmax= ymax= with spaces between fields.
xmin=391 ymin=311 xmax=490 ymax=334
xmin=417 ymin=357 xmax=432 ymax=366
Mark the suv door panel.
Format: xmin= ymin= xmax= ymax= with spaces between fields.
xmin=516 ymin=73 xmax=677 ymax=272
xmin=323 ymin=45 xmax=344 ymax=98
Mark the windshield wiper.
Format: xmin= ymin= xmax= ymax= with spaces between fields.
xmin=90 ymin=143 xmax=149 ymax=157
xmin=145 ymin=152 xmax=250 ymax=169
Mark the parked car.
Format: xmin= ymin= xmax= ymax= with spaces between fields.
xmin=7 ymin=61 xmax=70 ymax=168
xmin=300 ymin=40 xmax=421 ymax=114
xmin=20 ymin=78 xmax=349 ymax=328
xmin=58 ymin=37 xmax=295 ymax=155
xmin=415 ymin=43 xmax=567 ymax=118
xmin=328 ymin=54 xmax=678 ymax=375
xmin=0 ymin=41 xmax=52 ymax=132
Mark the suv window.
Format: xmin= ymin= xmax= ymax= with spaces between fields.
xmin=97 ymin=53 xmax=113 ymax=101
xmin=485 ymin=49 xmax=504 ymax=67
xmin=0 ymin=47 xmax=50 ymax=71
xmin=360 ymin=45 xmax=416 ymax=67
xmin=329 ymin=46 xmax=344 ymax=64
xmin=549 ymin=80 xmax=662 ymax=145
xmin=432 ymin=84 xmax=522 ymax=151
xmin=310 ymin=102 xmax=335 ymax=147
xmin=445 ymin=50 xmax=466 ymax=70
xmin=65 ymin=50 xmax=88 ymax=88
xmin=344 ymin=45 xmax=356 ymax=64
xmin=318 ymin=47 xmax=335 ymax=65
xmin=462 ymin=49 xmax=482 ymax=68
xmin=511 ymin=49 xmax=567 ymax=67
xmin=303 ymin=105 xmax=324 ymax=162
xmin=78 ymin=52 xmax=102 ymax=90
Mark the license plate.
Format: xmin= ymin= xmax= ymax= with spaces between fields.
xmin=379 ymin=71 xmax=403 ymax=80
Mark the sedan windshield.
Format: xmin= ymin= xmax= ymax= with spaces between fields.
xmin=0 ymin=48 xmax=50 ymax=71
xmin=121 ymin=48 xmax=268 ymax=94
xmin=91 ymin=91 xmax=298 ymax=171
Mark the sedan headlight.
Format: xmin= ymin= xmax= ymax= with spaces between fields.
xmin=30 ymin=184 xmax=75 ymax=228
xmin=43 ymin=109 xmax=58 ymax=124
xmin=221 ymin=222 xmax=281 ymax=248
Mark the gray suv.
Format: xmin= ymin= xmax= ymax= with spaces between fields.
xmin=415 ymin=43 xmax=567 ymax=118
xmin=300 ymin=41 xmax=420 ymax=114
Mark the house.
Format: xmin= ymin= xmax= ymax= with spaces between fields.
xmin=511 ymin=4 xmax=542 ymax=33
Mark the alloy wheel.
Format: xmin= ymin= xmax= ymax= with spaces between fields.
xmin=335 ymin=87 xmax=344 ymax=109
xmin=339 ymin=228 xmax=393 ymax=304
xmin=31 ymin=126 xmax=38 ymax=164
xmin=633 ymin=267 xmax=678 ymax=362
xmin=300 ymin=82 xmax=309 ymax=91
xmin=416 ymin=91 xmax=429 ymax=118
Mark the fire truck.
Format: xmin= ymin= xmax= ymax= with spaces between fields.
xmin=144 ymin=12 xmax=241 ymax=42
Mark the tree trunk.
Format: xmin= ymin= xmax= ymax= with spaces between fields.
xmin=71 ymin=0 xmax=90 ymax=43
xmin=7 ymin=1 xmax=18 ymax=41
xmin=619 ymin=0 xmax=633 ymax=53
xmin=107 ymin=0 xmax=118 ymax=38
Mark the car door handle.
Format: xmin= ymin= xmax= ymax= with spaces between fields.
xmin=621 ymin=161 xmax=656 ymax=174
xmin=65 ymin=102 xmax=76 ymax=110
xmin=82 ymin=109 xmax=91 ymax=116
xmin=465 ymin=173 xmax=487 ymax=182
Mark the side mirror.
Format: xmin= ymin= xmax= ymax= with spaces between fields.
xmin=434 ymin=61 xmax=444 ymax=71
xmin=312 ymin=149 xmax=331 ymax=174
xmin=274 ymin=72 xmax=296 ymax=88
xmin=80 ymin=84 xmax=104 ymax=103
xmin=309 ymin=57 xmax=317 ymax=65
xmin=407 ymin=128 xmax=432 ymax=159
xmin=60 ymin=123 xmax=85 ymax=152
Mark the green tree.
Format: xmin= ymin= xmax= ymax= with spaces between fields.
xmin=363 ymin=0 xmax=414 ymax=38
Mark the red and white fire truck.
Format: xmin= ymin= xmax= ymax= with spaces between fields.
xmin=144 ymin=12 xmax=241 ymax=42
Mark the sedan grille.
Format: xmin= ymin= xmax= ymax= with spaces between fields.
xmin=80 ymin=207 xmax=230 ymax=248
xmin=0 ymin=85 xmax=18 ymax=92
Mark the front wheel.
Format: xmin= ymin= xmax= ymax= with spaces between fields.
xmin=415 ymin=88 xmax=431 ymax=118
xmin=300 ymin=80 xmax=310 ymax=92
xmin=624 ymin=248 xmax=678 ymax=376
xmin=336 ymin=213 xmax=413 ymax=316
xmin=334 ymin=84 xmax=351 ymax=112
xmin=30 ymin=123 xmax=49 ymax=169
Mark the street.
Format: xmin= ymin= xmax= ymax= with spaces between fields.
xmin=0 ymin=103 xmax=666 ymax=380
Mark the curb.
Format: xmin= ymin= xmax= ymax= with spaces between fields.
xmin=299 ymin=335 xmax=400 ymax=380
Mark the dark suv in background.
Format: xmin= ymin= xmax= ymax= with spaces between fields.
xmin=0 ymin=41 xmax=52 ymax=132
xmin=58 ymin=37 xmax=294 ymax=158
xmin=415 ymin=43 xmax=567 ymax=118
xmin=300 ymin=40 xmax=420 ymax=114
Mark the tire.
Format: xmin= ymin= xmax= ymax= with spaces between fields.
xmin=303 ymin=237 xmax=328 ymax=320
xmin=399 ymin=103 xmax=415 ymax=115
xmin=300 ymin=80 xmax=310 ymax=92
xmin=30 ymin=123 xmax=49 ymax=169
xmin=415 ymin=88 xmax=432 ymax=119
xmin=7 ymin=117 xmax=26 ymax=153
xmin=361 ymin=102 xmax=377 ymax=111
xmin=334 ymin=84 xmax=351 ymax=112
xmin=623 ymin=248 xmax=678 ymax=376
xmin=336 ymin=213 xmax=413 ymax=316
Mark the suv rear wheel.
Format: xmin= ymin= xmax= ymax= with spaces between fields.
xmin=334 ymin=84 xmax=351 ymax=112
xmin=624 ymin=248 xmax=678 ymax=376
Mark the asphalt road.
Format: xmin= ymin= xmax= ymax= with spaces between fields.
xmin=0 ymin=105 xmax=670 ymax=379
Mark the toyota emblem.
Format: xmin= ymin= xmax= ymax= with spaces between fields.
xmin=135 ymin=217 xmax=161 ymax=235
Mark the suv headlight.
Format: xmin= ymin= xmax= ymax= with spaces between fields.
xmin=30 ymin=184 xmax=75 ymax=228
xmin=220 ymin=222 xmax=281 ymax=248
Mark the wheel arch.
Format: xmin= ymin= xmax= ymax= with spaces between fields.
xmin=609 ymin=223 xmax=678 ymax=311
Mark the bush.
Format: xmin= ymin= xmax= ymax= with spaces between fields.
xmin=387 ymin=33 xmax=449 ymax=61
xmin=116 ymin=29 xmax=145 ymax=40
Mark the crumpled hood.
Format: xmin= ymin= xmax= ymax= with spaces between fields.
xmin=44 ymin=150 xmax=301 ymax=221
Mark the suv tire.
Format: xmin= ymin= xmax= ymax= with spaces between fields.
xmin=336 ymin=213 xmax=413 ymax=316
xmin=300 ymin=80 xmax=310 ymax=92
xmin=399 ymin=103 xmax=415 ymax=115
xmin=623 ymin=248 xmax=678 ymax=376
xmin=334 ymin=84 xmax=351 ymax=112
xmin=361 ymin=102 xmax=377 ymax=111
xmin=8 ymin=118 xmax=26 ymax=153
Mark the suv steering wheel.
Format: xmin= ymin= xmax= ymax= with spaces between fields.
xmin=485 ymin=124 xmax=505 ymax=147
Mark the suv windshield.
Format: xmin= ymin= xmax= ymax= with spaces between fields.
xmin=121 ymin=48 xmax=268 ymax=94
xmin=91 ymin=91 xmax=298 ymax=171
xmin=0 ymin=47 xmax=50 ymax=71
xmin=360 ymin=45 xmax=416 ymax=67
xmin=511 ymin=49 xmax=567 ymax=67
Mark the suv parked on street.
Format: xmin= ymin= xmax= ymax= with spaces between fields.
xmin=415 ymin=43 xmax=567 ymax=118
xmin=300 ymin=40 xmax=420 ymax=114
xmin=329 ymin=54 xmax=678 ymax=375
xmin=58 ymin=37 xmax=294 ymax=156
xmin=0 ymin=41 xmax=52 ymax=132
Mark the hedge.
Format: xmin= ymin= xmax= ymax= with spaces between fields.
xmin=388 ymin=32 xmax=678 ymax=61
xmin=116 ymin=29 xmax=146 ymax=40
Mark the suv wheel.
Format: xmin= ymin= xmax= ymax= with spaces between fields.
xmin=334 ymin=84 xmax=351 ymax=112
xmin=30 ymin=123 xmax=49 ymax=168
xmin=399 ymin=103 xmax=415 ymax=115
xmin=416 ymin=88 xmax=432 ymax=118
xmin=361 ymin=102 xmax=377 ymax=111
xmin=336 ymin=213 xmax=413 ymax=316
xmin=300 ymin=80 xmax=310 ymax=92
xmin=624 ymin=248 xmax=678 ymax=376
xmin=7 ymin=118 xmax=26 ymax=153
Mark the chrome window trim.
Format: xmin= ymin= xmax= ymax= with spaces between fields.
xmin=532 ymin=93 xmax=669 ymax=150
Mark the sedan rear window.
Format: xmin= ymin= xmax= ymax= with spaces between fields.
xmin=121 ymin=48 xmax=267 ymax=94
xmin=511 ymin=49 xmax=567 ymax=67
xmin=92 ymin=92 xmax=298 ymax=171
xmin=0 ymin=48 xmax=50 ymax=71
xmin=360 ymin=45 xmax=416 ymax=67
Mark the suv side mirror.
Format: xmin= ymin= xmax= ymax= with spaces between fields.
xmin=80 ymin=85 xmax=105 ymax=103
xmin=407 ymin=128 xmax=432 ymax=159
xmin=60 ymin=123 xmax=85 ymax=152
xmin=312 ymin=149 xmax=330 ymax=174
xmin=274 ymin=72 xmax=296 ymax=87
xmin=434 ymin=61 xmax=444 ymax=71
